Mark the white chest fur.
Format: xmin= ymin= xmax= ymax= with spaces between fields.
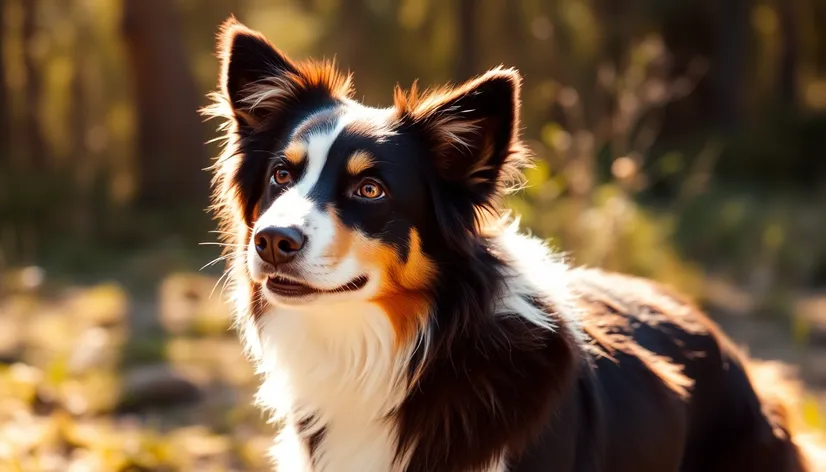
xmin=241 ymin=227 xmax=578 ymax=472
xmin=254 ymin=301 xmax=412 ymax=472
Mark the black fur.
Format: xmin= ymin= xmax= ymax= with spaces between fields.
xmin=207 ymin=18 xmax=819 ymax=472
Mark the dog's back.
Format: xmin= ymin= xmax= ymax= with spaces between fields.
xmin=514 ymin=268 xmax=823 ymax=472
xmin=206 ymin=18 xmax=824 ymax=471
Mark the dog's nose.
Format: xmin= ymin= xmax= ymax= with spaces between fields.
xmin=254 ymin=226 xmax=306 ymax=265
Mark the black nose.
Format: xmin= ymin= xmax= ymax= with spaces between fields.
xmin=254 ymin=226 xmax=306 ymax=265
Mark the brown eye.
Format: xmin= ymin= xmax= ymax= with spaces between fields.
xmin=355 ymin=179 xmax=386 ymax=200
xmin=271 ymin=165 xmax=293 ymax=186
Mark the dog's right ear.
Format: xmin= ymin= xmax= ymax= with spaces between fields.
xmin=215 ymin=17 xmax=353 ymax=130
xmin=219 ymin=18 xmax=297 ymax=107
xmin=217 ymin=17 xmax=299 ymax=128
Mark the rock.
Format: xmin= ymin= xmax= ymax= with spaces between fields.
xmin=165 ymin=337 xmax=254 ymax=387
xmin=1 ymin=266 xmax=45 ymax=294
xmin=0 ymin=313 xmax=24 ymax=362
xmin=66 ymin=283 xmax=130 ymax=328
xmin=68 ymin=327 xmax=121 ymax=374
xmin=57 ymin=372 xmax=121 ymax=415
xmin=117 ymin=364 xmax=202 ymax=413
xmin=159 ymin=273 xmax=232 ymax=335
xmin=803 ymin=348 xmax=826 ymax=387
xmin=25 ymin=309 xmax=79 ymax=361
xmin=795 ymin=293 xmax=826 ymax=345
xmin=0 ymin=295 xmax=39 ymax=361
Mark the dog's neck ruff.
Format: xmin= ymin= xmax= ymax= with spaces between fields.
xmin=240 ymin=225 xmax=581 ymax=472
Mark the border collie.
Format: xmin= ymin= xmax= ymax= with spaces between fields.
xmin=204 ymin=17 xmax=825 ymax=472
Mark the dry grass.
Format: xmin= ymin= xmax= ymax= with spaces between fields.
xmin=0 ymin=240 xmax=824 ymax=471
xmin=0 ymin=270 xmax=273 ymax=472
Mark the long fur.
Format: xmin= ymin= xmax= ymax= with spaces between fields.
xmin=204 ymin=17 xmax=826 ymax=472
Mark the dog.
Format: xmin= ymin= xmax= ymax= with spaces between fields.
xmin=204 ymin=17 xmax=825 ymax=472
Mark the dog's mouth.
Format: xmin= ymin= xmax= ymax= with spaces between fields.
xmin=265 ymin=274 xmax=369 ymax=298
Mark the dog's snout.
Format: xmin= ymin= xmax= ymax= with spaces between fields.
xmin=254 ymin=226 xmax=306 ymax=265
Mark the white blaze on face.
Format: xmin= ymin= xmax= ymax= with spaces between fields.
xmin=248 ymin=117 xmax=342 ymax=281
xmin=246 ymin=109 xmax=383 ymax=299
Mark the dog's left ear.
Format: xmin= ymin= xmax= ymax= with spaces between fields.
xmin=396 ymin=67 xmax=527 ymax=203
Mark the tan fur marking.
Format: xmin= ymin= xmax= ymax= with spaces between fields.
xmin=352 ymin=229 xmax=436 ymax=346
xmin=283 ymin=142 xmax=307 ymax=166
xmin=346 ymin=151 xmax=375 ymax=176
xmin=395 ymin=230 xmax=437 ymax=290
xmin=375 ymin=292 xmax=431 ymax=350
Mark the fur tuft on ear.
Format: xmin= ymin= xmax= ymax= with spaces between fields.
xmin=394 ymin=67 xmax=530 ymax=205
xmin=205 ymin=16 xmax=353 ymax=129
xmin=217 ymin=17 xmax=298 ymax=113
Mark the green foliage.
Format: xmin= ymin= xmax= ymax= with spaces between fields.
xmin=674 ymin=186 xmax=826 ymax=292
xmin=512 ymin=177 xmax=704 ymax=300
xmin=1 ymin=0 xmax=826 ymax=467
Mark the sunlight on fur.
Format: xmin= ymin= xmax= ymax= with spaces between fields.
xmin=205 ymin=16 xmax=826 ymax=472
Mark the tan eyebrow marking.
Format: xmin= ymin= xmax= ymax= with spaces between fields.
xmin=346 ymin=151 xmax=375 ymax=175
xmin=283 ymin=142 xmax=307 ymax=166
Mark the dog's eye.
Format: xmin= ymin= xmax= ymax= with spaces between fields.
xmin=271 ymin=165 xmax=293 ymax=186
xmin=355 ymin=179 xmax=386 ymax=200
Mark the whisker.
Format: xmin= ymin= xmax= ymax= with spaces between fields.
xmin=199 ymin=241 xmax=246 ymax=247
xmin=218 ymin=271 xmax=234 ymax=299
xmin=209 ymin=269 xmax=232 ymax=300
xmin=200 ymin=255 xmax=229 ymax=272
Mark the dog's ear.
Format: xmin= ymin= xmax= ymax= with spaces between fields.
xmin=395 ymin=67 xmax=528 ymax=205
xmin=215 ymin=17 xmax=352 ymax=129
xmin=217 ymin=17 xmax=298 ymax=128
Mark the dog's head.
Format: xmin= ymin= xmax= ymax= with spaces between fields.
xmin=208 ymin=18 xmax=529 ymax=344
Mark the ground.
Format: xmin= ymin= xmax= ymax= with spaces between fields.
xmin=1 ymin=266 xmax=824 ymax=471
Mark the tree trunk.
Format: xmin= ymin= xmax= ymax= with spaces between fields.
xmin=71 ymin=8 xmax=88 ymax=163
xmin=454 ymin=0 xmax=477 ymax=81
xmin=0 ymin=0 xmax=9 ymax=164
xmin=334 ymin=0 xmax=371 ymax=96
xmin=122 ymin=0 xmax=208 ymax=208
xmin=22 ymin=0 xmax=45 ymax=169
xmin=777 ymin=0 xmax=798 ymax=108
xmin=502 ymin=0 xmax=523 ymax=69
xmin=593 ymin=0 xmax=627 ymax=71
xmin=715 ymin=0 xmax=750 ymax=130
xmin=71 ymin=1 xmax=94 ymax=241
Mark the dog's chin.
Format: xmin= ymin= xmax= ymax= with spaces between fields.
xmin=260 ymin=273 xmax=370 ymax=307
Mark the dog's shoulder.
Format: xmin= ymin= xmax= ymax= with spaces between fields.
xmin=567 ymin=267 xmax=716 ymax=344
xmin=563 ymin=267 xmax=718 ymax=399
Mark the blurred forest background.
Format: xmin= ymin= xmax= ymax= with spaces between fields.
xmin=2 ymin=0 xmax=826 ymax=470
